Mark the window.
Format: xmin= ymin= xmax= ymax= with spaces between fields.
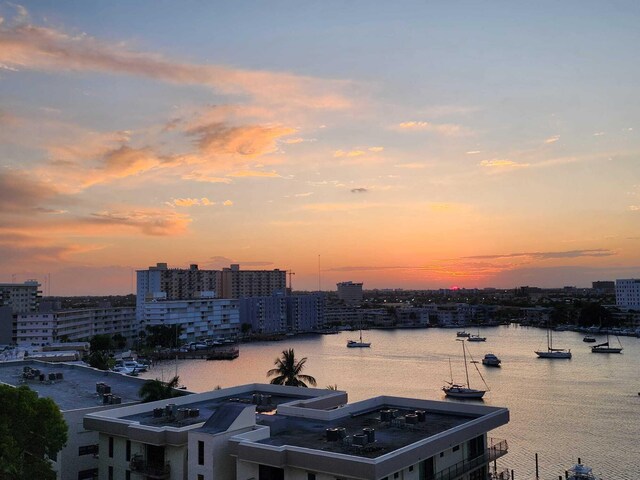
xmin=198 ymin=440 xmax=204 ymax=465
xmin=108 ymin=437 xmax=113 ymax=458
xmin=125 ymin=440 xmax=131 ymax=461
xmin=108 ymin=466 xmax=113 ymax=480
xmin=394 ymin=473 xmax=399 ymax=479
xmin=409 ymin=466 xmax=414 ymax=472
xmin=453 ymin=445 xmax=460 ymax=452
xmin=125 ymin=472 xmax=131 ymax=480
xmin=197 ymin=475 xmax=204 ymax=480
xmin=78 ymin=445 xmax=98 ymax=456
xmin=308 ymin=474 xmax=316 ymax=480
xmin=77 ymin=468 xmax=98 ymax=480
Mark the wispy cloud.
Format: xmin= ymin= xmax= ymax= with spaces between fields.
xmin=87 ymin=209 xmax=191 ymax=236
xmin=463 ymin=249 xmax=615 ymax=260
xmin=333 ymin=149 xmax=366 ymax=158
xmin=226 ymin=170 xmax=281 ymax=178
xmin=466 ymin=150 xmax=482 ymax=155
xmin=168 ymin=197 xmax=215 ymax=207
xmin=394 ymin=121 xmax=465 ymax=136
xmin=628 ymin=205 xmax=640 ymax=211
xmin=544 ymin=135 xmax=560 ymax=144
xmin=479 ymin=159 xmax=529 ymax=170
xmin=222 ymin=200 xmax=233 ymax=206
xmin=351 ymin=188 xmax=368 ymax=193
xmin=368 ymin=146 xmax=384 ymax=152
xmin=0 ymin=15 xmax=353 ymax=110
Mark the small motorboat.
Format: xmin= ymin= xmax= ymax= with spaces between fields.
xmin=467 ymin=334 xmax=486 ymax=342
xmin=456 ymin=331 xmax=470 ymax=338
xmin=481 ymin=353 xmax=501 ymax=367
xmin=566 ymin=462 xmax=601 ymax=480
xmin=583 ymin=336 xmax=596 ymax=343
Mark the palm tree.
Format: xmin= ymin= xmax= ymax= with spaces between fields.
xmin=267 ymin=349 xmax=317 ymax=387
xmin=138 ymin=375 xmax=181 ymax=402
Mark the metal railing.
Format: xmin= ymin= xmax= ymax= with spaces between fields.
xmin=432 ymin=439 xmax=509 ymax=480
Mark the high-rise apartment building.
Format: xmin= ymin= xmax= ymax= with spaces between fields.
xmin=136 ymin=263 xmax=286 ymax=323
xmin=0 ymin=280 xmax=41 ymax=313
xmin=337 ymin=281 xmax=364 ymax=306
xmin=615 ymin=278 xmax=640 ymax=309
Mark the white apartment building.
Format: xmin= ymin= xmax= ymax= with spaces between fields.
xmin=16 ymin=306 xmax=137 ymax=346
xmin=0 ymin=360 xmax=165 ymax=480
xmin=615 ymin=278 xmax=640 ymax=309
xmin=142 ymin=298 xmax=240 ymax=343
xmin=337 ymin=281 xmax=364 ymax=306
xmin=84 ymin=383 xmax=510 ymax=480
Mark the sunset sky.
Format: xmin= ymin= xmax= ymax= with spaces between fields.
xmin=1 ymin=1 xmax=639 ymax=295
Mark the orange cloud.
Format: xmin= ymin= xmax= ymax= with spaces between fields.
xmin=187 ymin=123 xmax=295 ymax=158
xmin=479 ymin=159 xmax=529 ymax=169
xmin=226 ymin=170 xmax=281 ymax=178
xmin=169 ymin=198 xmax=215 ymax=207
xmin=333 ymin=149 xmax=366 ymax=158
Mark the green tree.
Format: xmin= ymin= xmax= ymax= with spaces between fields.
xmin=89 ymin=334 xmax=113 ymax=352
xmin=112 ymin=333 xmax=127 ymax=350
xmin=0 ymin=384 xmax=68 ymax=480
xmin=87 ymin=351 xmax=112 ymax=371
xmin=145 ymin=325 xmax=183 ymax=349
xmin=139 ymin=376 xmax=181 ymax=403
xmin=267 ymin=348 xmax=317 ymax=388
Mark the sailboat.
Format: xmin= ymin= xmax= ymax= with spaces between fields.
xmin=442 ymin=339 xmax=488 ymax=399
xmin=535 ymin=326 xmax=571 ymax=358
xmin=467 ymin=326 xmax=486 ymax=342
xmin=591 ymin=330 xmax=623 ymax=353
xmin=347 ymin=328 xmax=371 ymax=348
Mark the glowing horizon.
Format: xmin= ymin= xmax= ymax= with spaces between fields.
xmin=1 ymin=2 xmax=639 ymax=295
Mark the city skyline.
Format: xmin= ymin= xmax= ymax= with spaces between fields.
xmin=1 ymin=2 xmax=639 ymax=295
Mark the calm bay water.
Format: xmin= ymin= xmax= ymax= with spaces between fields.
xmin=142 ymin=326 xmax=640 ymax=479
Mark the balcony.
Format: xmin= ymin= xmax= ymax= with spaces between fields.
xmin=433 ymin=439 xmax=508 ymax=480
xmin=129 ymin=454 xmax=171 ymax=479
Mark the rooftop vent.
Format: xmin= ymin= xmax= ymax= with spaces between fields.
xmin=415 ymin=410 xmax=426 ymax=422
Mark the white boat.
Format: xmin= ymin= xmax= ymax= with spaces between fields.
xmin=442 ymin=340 xmax=488 ymax=399
xmin=535 ymin=326 xmax=571 ymax=359
xmin=467 ymin=327 xmax=486 ymax=342
xmin=456 ymin=331 xmax=470 ymax=338
xmin=347 ymin=330 xmax=371 ymax=348
xmin=591 ymin=330 xmax=623 ymax=353
xmin=566 ymin=462 xmax=601 ymax=480
xmin=582 ymin=335 xmax=596 ymax=343
xmin=481 ymin=353 xmax=501 ymax=367
xmin=467 ymin=334 xmax=486 ymax=342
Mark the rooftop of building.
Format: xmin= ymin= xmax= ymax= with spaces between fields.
xmin=121 ymin=387 xmax=327 ymax=429
xmin=250 ymin=396 xmax=507 ymax=459
xmin=0 ymin=360 xmax=151 ymax=411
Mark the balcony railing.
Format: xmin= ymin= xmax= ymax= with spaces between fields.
xmin=432 ymin=439 xmax=508 ymax=480
xmin=129 ymin=455 xmax=171 ymax=479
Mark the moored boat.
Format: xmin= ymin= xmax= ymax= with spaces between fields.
xmin=535 ymin=326 xmax=571 ymax=359
xmin=456 ymin=331 xmax=470 ymax=338
xmin=347 ymin=329 xmax=371 ymax=348
xmin=566 ymin=462 xmax=601 ymax=480
xmin=583 ymin=336 xmax=596 ymax=343
xmin=481 ymin=353 xmax=501 ymax=367
xmin=591 ymin=331 xmax=623 ymax=353
xmin=442 ymin=339 xmax=488 ymax=399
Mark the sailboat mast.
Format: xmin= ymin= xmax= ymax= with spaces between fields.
xmin=462 ymin=340 xmax=471 ymax=388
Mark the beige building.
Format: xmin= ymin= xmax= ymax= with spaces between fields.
xmin=337 ymin=281 xmax=364 ymax=306
xmin=85 ymin=384 xmax=509 ymax=480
